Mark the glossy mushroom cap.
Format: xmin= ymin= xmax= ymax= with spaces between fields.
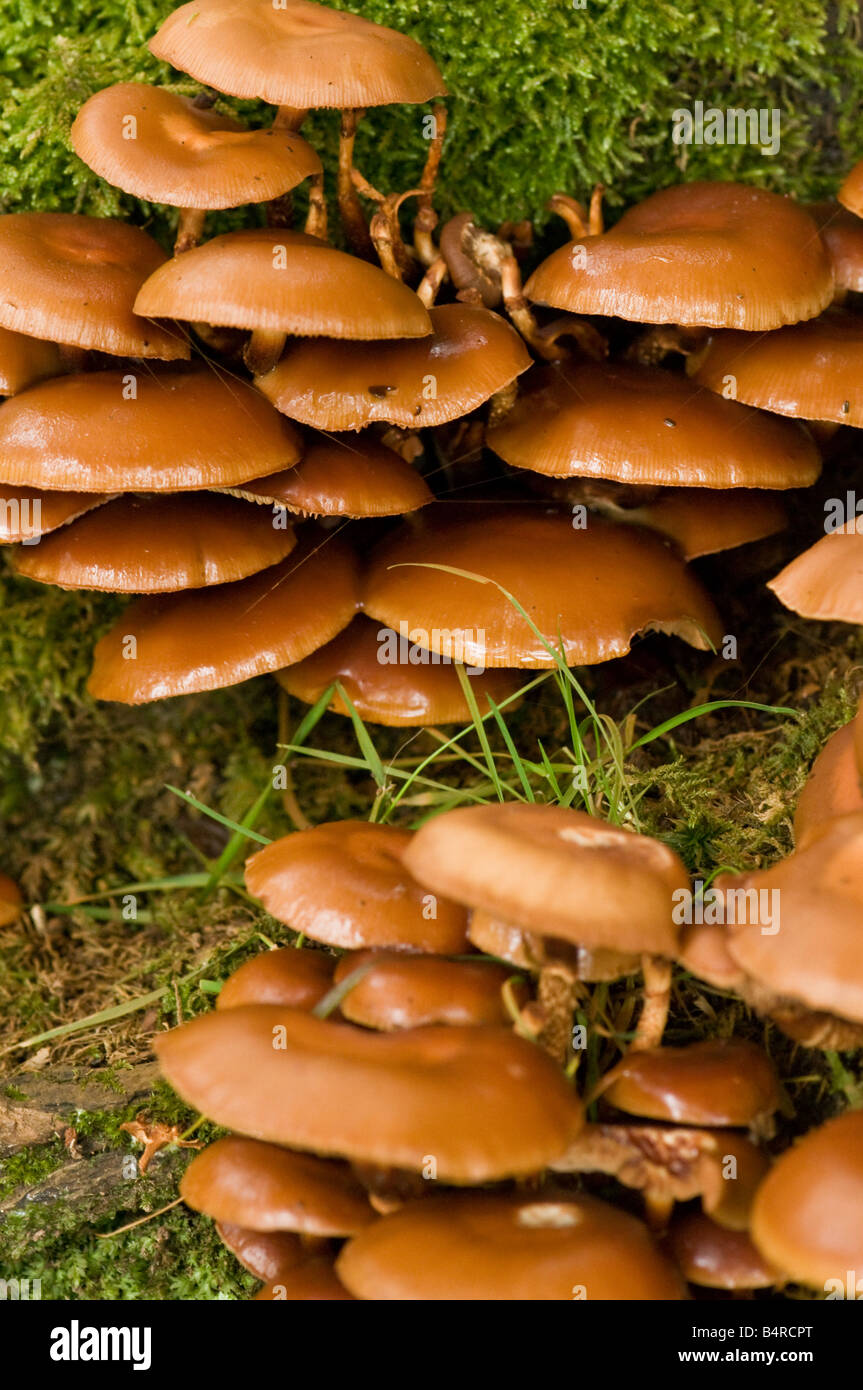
xmin=404 ymin=804 xmax=688 ymax=956
xmin=0 ymin=367 xmax=301 ymax=492
xmin=149 ymin=0 xmax=446 ymax=108
xmin=363 ymin=505 xmax=722 ymax=669
xmin=12 ymin=493 xmax=295 ymax=593
xmin=228 ymin=433 xmax=431 ymax=517
xmin=794 ymin=715 xmax=863 ymax=850
xmin=0 ymin=213 xmax=188 ymax=358
xmin=690 ymin=309 xmax=863 ymax=425
xmin=256 ymin=304 xmax=531 ymax=429
xmin=155 ymin=1006 xmax=584 ymax=1182
xmin=71 ymin=83 xmax=321 ymax=209
xmin=807 ymin=201 xmax=863 ymax=294
xmin=839 ymin=158 xmax=863 ymax=219
xmin=718 ymin=811 xmax=863 ymax=1024
xmin=333 ymin=950 xmax=520 ymax=1030
xmin=255 ymin=1259 xmax=355 ymax=1300
xmin=751 ymin=1110 xmax=863 ymax=1288
xmin=0 ymin=873 xmax=23 ymax=928
xmin=600 ymin=1040 xmax=781 ymax=1128
xmin=585 ymin=486 xmax=787 ymax=561
xmin=667 ymin=1212 xmax=778 ymax=1290
xmin=88 ymin=532 xmax=359 ymax=703
xmin=217 ymin=946 xmax=334 ymax=1012
xmin=0 ymin=487 xmax=110 ymax=544
xmin=768 ymin=515 xmax=863 ymax=623
xmin=0 ymin=326 xmax=65 ymax=396
xmin=135 ymin=229 xmax=431 ymax=339
xmin=337 ymin=1193 xmax=686 ymax=1300
xmin=181 ymin=1135 xmax=374 ymax=1236
xmin=276 ymin=615 xmax=523 ymax=727
xmin=486 ymin=362 xmax=820 ymax=489
xmin=245 ymin=821 xmax=468 ymax=953
xmin=526 ymin=183 xmax=832 ymax=329
xmin=216 ymin=1223 xmax=304 ymax=1283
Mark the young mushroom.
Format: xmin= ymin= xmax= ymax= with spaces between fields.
xmin=0 ymin=873 xmax=23 ymax=928
xmin=667 ymin=1211 xmax=779 ymax=1293
xmin=216 ymin=946 xmax=335 ymax=1012
xmin=332 ymin=950 xmax=524 ymax=1030
xmin=767 ymin=514 xmax=863 ymax=624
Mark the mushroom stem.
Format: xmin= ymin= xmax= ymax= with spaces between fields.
xmin=416 ymin=255 xmax=448 ymax=306
xmin=487 ymin=379 xmax=518 ymax=426
xmin=412 ymin=102 xmax=446 ymax=265
xmin=629 ymin=955 xmax=672 ymax=1052
xmin=414 ymin=204 xmax=439 ymax=266
xmin=623 ymin=324 xmax=706 ymax=365
xmin=304 ymin=173 xmax=328 ymax=241
xmin=351 ymin=170 xmax=418 ymax=281
xmin=643 ymin=1191 xmax=674 ymax=1234
xmin=547 ymin=193 xmax=590 ymax=239
xmin=500 ymin=254 xmax=604 ymax=362
xmin=174 ymin=207 xmax=207 ymax=256
xmin=536 ymin=963 xmax=580 ymax=1065
xmin=273 ymin=106 xmax=309 ymax=132
xmin=243 ymin=329 xmax=287 ymax=376
xmin=338 ymin=109 xmax=374 ymax=259
xmin=588 ymin=184 xmax=605 ymax=235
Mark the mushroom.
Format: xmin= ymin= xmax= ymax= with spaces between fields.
xmin=336 ymin=1192 xmax=686 ymax=1300
xmin=0 ymin=367 xmax=302 ymax=492
xmin=222 ymin=431 xmax=431 ymax=517
xmin=87 ymin=530 xmax=359 ymax=703
xmin=254 ymin=303 xmax=531 ymax=430
xmin=767 ymin=513 xmax=863 ymax=624
xmin=11 ymin=493 xmax=296 ymax=593
xmin=216 ymin=946 xmax=334 ymax=1012
xmin=751 ymin=1110 xmax=863 ymax=1290
xmin=245 ymin=820 xmax=469 ymax=954
xmin=332 ymin=950 xmax=524 ymax=1030
xmin=363 ymin=504 xmax=722 ymax=669
xmin=667 ymin=1211 xmax=779 ymax=1292
xmin=0 ymin=486 xmax=111 ymax=545
xmin=0 ymin=212 xmax=189 ymax=359
xmin=839 ymin=156 xmax=863 ymax=219
xmin=806 ymin=201 xmax=863 ymax=298
xmin=0 ymin=873 xmax=23 ymax=927
xmin=596 ymin=1040 xmax=781 ymax=1135
xmin=254 ymin=1259 xmax=355 ymax=1300
xmin=524 ymin=182 xmax=833 ymax=330
xmin=70 ymin=83 xmax=322 ymax=253
xmin=275 ymin=615 xmax=523 ymax=728
xmin=215 ymin=1224 xmax=305 ymax=1284
xmin=134 ymin=226 xmax=431 ymax=374
xmin=0 ymin=325 xmax=65 ymax=396
xmin=154 ymin=1007 xmax=584 ymax=1183
xmin=793 ymin=700 xmax=863 ymax=850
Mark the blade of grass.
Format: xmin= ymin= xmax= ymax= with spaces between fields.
xmin=165 ymin=786 xmax=272 ymax=844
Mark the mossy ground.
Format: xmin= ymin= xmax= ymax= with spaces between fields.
xmin=1 ymin=1 xmax=863 ymax=1300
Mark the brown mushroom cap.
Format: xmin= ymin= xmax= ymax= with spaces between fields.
xmin=149 ymin=0 xmax=446 ymax=108
xmin=181 ymin=1135 xmax=374 ymax=1236
xmin=217 ymin=946 xmax=334 ymax=1012
xmin=676 ymin=921 xmax=746 ymax=991
xmin=71 ymin=83 xmax=321 ymax=209
xmin=363 ymin=505 xmax=722 ymax=669
xmin=226 ymin=432 xmax=431 ymax=517
xmin=88 ymin=531 xmax=359 ymax=703
xmin=135 ymin=228 xmax=431 ymax=339
xmin=0 ymin=213 xmax=188 ymax=359
xmin=601 ymin=1040 xmax=781 ymax=1128
xmin=768 ymin=515 xmax=863 ymax=623
xmin=486 ymin=361 xmax=820 ymax=489
xmin=589 ymin=486 xmax=787 ymax=561
xmin=216 ymin=1223 xmax=304 ymax=1283
xmin=0 ymin=367 xmax=302 ymax=492
xmin=333 ymin=950 xmax=520 ymax=1030
xmin=275 ymin=615 xmax=524 ymax=727
xmin=667 ymin=1211 xmax=778 ymax=1290
xmin=0 ymin=486 xmax=111 ymax=544
xmin=751 ymin=1110 xmax=863 ymax=1287
xmin=807 ymin=201 xmax=863 ymax=294
xmin=256 ymin=304 xmax=531 ymax=429
xmin=719 ymin=811 xmax=863 ymax=1023
xmin=0 ymin=873 xmax=23 ymax=928
xmin=12 ymin=493 xmax=296 ymax=593
xmin=255 ymin=1258 xmax=355 ymax=1300
xmin=525 ymin=183 xmax=833 ymax=329
xmin=0 ymin=326 xmax=65 ymax=396
xmin=155 ymin=1006 xmax=584 ymax=1182
xmin=839 ymin=158 xmax=863 ymax=219
xmin=404 ymin=804 xmax=688 ymax=956
xmin=245 ymin=821 xmax=468 ymax=954
xmin=794 ymin=716 xmax=863 ymax=850
xmin=690 ymin=309 xmax=863 ymax=425
xmin=468 ymin=908 xmax=640 ymax=981
xmin=337 ymin=1192 xmax=685 ymax=1300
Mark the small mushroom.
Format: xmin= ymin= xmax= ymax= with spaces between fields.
xmin=254 ymin=1259 xmax=355 ymax=1301
xmin=0 ymin=873 xmax=23 ymax=927
xmin=794 ymin=700 xmax=863 ymax=850
xmin=597 ymin=1040 xmax=781 ymax=1134
xmin=332 ymin=950 xmax=524 ymax=1029
xmin=215 ymin=1224 xmax=305 ymax=1284
xmin=768 ymin=513 xmax=863 ymax=624
xmin=0 ymin=325 xmax=65 ymax=396
xmin=667 ymin=1211 xmax=778 ymax=1291
xmin=216 ymin=946 xmax=334 ymax=1012
xmin=807 ymin=201 xmax=863 ymax=298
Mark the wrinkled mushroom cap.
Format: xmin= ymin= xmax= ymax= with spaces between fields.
xmin=245 ymin=820 xmax=468 ymax=953
xmin=337 ymin=1192 xmax=685 ymax=1300
xmin=768 ymin=515 xmax=863 ymax=624
xmin=227 ymin=432 xmax=431 ymax=517
xmin=12 ymin=493 xmax=295 ymax=593
xmin=256 ymin=304 xmax=531 ymax=429
xmin=88 ymin=532 xmax=359 ymax=703
xmin=667 ymin=1212 xmax=778 ymax=1290
xmin=751 ymin=1110 xmax=863 ymax=1288
xmin=276 ymin=615 xmax=523 ymax=727
xmin=135 ymin=228 xmax=432 ymax=339
xmin=691 ymin=309 xmax=863 ymax=425
xmin=601 ymin=1040 xmax=781 ymax=1128
xmin=71 ymin=83 xmax=322 ymax=209
xmin=487 ymin=361 xmax=820 ymax=490
xmin=181 ymin=1135 xmax=374 ymax=1235
xmin=217 ymin=946 xmax=334 ymax=1012
xmin=525 ymin=182 xmax=833 ymax=329
xmin=794 ymin=716 xmax=863 ymax=850
xmin=0 ymin=486 xmax=111 ymax=544
xmin=404 ymin=803 xmax=688 ymax=956
xmin=333 ymin=950 xmax=520 ymax=1030
xmin=0 ymin=367 xmax=302 ymax=492
xmin=363 ymin=505 xmax=722 ymax=669
xmin=155 ymin=1006 xmax=584 ymax=1182
xmin=0 ymin=213 xmax=188 ymax=358
xmin=149 ymin=0 xmax=446 ymax=108
xmin=0 ymin=326 xmax=65 ymax=396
